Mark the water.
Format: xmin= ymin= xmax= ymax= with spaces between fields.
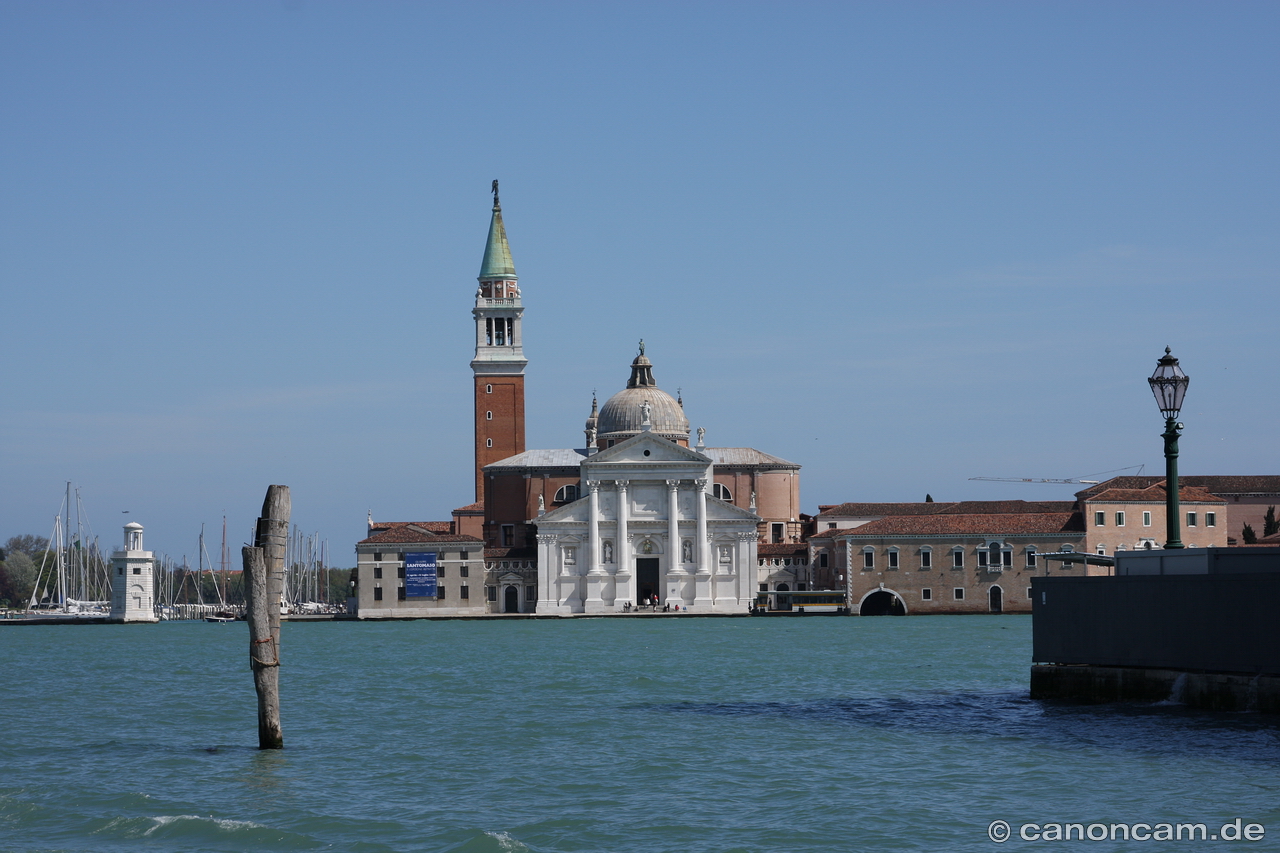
xmin=1 ymin=616 xmax=1277 ymax=852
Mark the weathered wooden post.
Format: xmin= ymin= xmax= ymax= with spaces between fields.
xmin=242 ymin=484 xmax=290 ymax=749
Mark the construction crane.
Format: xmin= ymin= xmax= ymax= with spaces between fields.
xmin=969 ymin=465 xmax=1145 ymax=485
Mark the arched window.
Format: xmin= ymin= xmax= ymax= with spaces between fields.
xmin=486 ymin=411 xmax=493 ymax=420
xmin=712 ymin=483 xmax=732 ymax=501
xmin=485 ymin=438 xmax=492 ymax=448
xmin=554 ymin=484 xmax=579 ymax=503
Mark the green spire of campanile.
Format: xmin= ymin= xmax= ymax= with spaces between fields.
xmin=478 ymin=179 xmax=517 ymax=281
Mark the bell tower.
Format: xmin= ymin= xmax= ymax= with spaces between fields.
xmin=471 ymin=181 xmax=527 ymax=502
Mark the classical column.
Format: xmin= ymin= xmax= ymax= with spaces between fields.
xmin=587 ymin=480 xmax=601 ymax=575
xmin=666 ymin=480 xmax=681 ymax=571
xmin=693 ymin=477 xmax=713 ymax=608
xmin=614 ymin=480 xmax=631 ymax=606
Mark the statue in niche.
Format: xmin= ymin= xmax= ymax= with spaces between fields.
xmin=538 ymin=494 xmax=545 ymax=512
xmin=682 ymin=540 xmax=693 ymax=563
xmin=603 ymin=541 xmax=613 ymax=563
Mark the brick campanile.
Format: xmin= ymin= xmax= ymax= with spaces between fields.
xmin=470 ymin=182 xmax=527 ymax=502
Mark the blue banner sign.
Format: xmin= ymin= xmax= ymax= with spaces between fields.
xmin=404 ymin=552 xmax=438 ymax=598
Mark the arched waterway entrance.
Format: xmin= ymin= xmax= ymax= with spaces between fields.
xmin=860 ymin=589 xmax=906 ymax=616
xmin=989 ymin=585 xmax=1003 ymax=613
xmin=504 ymin=585 xmax=519 ymax=614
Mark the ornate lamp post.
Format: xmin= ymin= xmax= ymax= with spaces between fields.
xmin=1148 ymin=347 xmax=1190 ymax=549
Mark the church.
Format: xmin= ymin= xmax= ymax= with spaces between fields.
xmin=353 ymin=186 xmax=804 ymax=616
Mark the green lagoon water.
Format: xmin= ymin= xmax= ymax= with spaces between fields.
xmin=1 ymin=616 xmax=1277 ymax=852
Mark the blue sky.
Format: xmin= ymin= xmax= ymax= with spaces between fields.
xmin=2 ymin=1 xmax=1277 ymax=562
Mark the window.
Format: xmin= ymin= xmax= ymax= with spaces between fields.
xmin=1026 ymin=546 xmax=1037 ymax=568
xmin=460 ymin=565 xmax=469 ymax=578
xmin=460 ymin=550 xmax=469 ymax=561
xmin=921 ymin=588 xmax=932 ymax=601
xmin=486 ymin=411 xmax=493 ymax=420
xmin=1116 ymin=511 xmax=1125 ymax=527
xmin=439 ymin=566 xmax=446 ymax=577
xmin=461 ymin=586 xmax=469 ymax=599
xmin=1207 ymin=512 xmax=1216 ymax=527
xmin=887 ymin=548 xmax=899 ymax=570
xmin=487 ymin=586 xmax=497 ymax=602
xmin=827 ymin=522 xmax=837 ymax=529
xmin=486 ymin=438 xmax=492 ymax=448
xmin=502 ymin=525 xmax=515 ymax=546
xmin=555 ymin=484 xmax=579 ymax=503
xmin=920 ymin=547 xmax=932 ymax=570
xmin=397 ymin=566 xmax=405 ymax=579
xmin=486 ymin=384 xmax=492 ymax=393
xmin=373 ymin=552 xmax=382 ymax=561
xmin=1187 ymin=512 xmax=1197 ymax=527
xmin=712 ymin=483 xmax=732 ymax=501
xmin=1027 ymin=587 xmax=1033 ymax=600
xmin=819 ymin=552 xmax=828 ymax=568
xmin=952 ymin=548 xmax=964 ymax=569
xmin=437 ymin=586 xmax=445 ymax=599
xmin=1094 ymin=511 xmax=1105 ymax=526
xmin=759 ymin=583 xmax=768 ymax=592
xmin=132 ymin=566 xmax=141 ymax=575
xmin=977 ymin=550 xmax=989 ymax=568
xmin=1097 ymin=545 xmax=1106 ymax=555
xmin=397 ymin=587 xmax=406 ymax=601
xmin=953 ymin=588 xmax=965 ymax=600
xmin=862 ymin=548 xmax=874 ymax=570
xmin=117 ymin=566 xmax=123 ymax=576
xmin=373 ymin=566 xmax=383 ymax=579
xmin=771 ymin=523 xmax=784 ymax=543
xmin=526 ymin=585 xmax=536 ymax=602
xmin=374 ymin=587 xmax=383 ymax=601
xmin=1143 ymin=511 xmax=1152 ymax=527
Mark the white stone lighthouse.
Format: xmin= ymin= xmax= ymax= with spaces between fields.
xmin=110 ymin=522 xmax=158 ymax=622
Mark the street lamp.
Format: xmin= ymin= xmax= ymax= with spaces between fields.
xmin=1148 ymin=347 xmax=1190 ymax=549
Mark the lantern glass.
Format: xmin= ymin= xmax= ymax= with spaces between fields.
xmin=1147 ymin=347 xmax=1189 ymax=419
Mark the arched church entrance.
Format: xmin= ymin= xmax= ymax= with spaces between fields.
xmin=504 ymin=585 xmax=519 ymax=614
xmin=636 ymin=558 xmax=659 ymax=604
xmin=989 ymin=585 xmax=1003 ymax=613
xmin=860 ymin=590 xmax=906 ymax=616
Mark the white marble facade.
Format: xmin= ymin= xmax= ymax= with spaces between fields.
xmin=535 ymin=432 xmax=760 ymax=614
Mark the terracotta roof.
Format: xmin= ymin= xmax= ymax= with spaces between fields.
xmin=937 ymin=500 xmax=1077 ymax=515
xmin=358 ymin=521 xmax=481 ymax=545
xmin=836 ymin=512 xmax=1085 ymax=537
xmin=815 ymin=502 xmax=953 ymax=517
xmin=757 ymin=543 xmax=807 ymax=557
xmin=807 ymin=528 xmax=861 ymax=541
xmin=452 ymin=502 xmax=484 ymax=513
xmin=1084 ymin=484 xmax=1224 ymax=504
xmin=1077 ymin=476 xmax=1280 ymax=499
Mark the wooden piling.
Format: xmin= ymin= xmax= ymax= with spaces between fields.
xmin=242 ymin=484 xmax=290 ymax=749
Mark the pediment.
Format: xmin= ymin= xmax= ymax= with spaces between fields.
xmin=535 ymin=498 xmax=590 ymax=524
xmin=588 ymin=432 xmax=710 ymax=465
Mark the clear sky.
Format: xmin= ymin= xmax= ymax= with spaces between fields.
xmin=2 ymin=1 xmax=1277 ymax=563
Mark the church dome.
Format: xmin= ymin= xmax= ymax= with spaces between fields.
xmin=596 ymin=345 xmax=690 ymax=446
